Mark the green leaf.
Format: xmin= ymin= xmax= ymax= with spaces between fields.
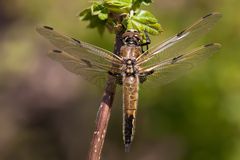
xmin=132 ymin=0 xmax=152 ymax=9
xmin=141 ymin=0 xmax=152 ymax=5
xmin=88 ymin=17 xmax=106 ymax=34
xmin=125 ymin=10 xmax=163 ymax=35
xmin=90 ymin=2 xmax=109 ymax=20
xmin=78 ymin=6 xmax=107 ymax=34
xmin=79 ymin=8 xmax=92 ymax=21
xmin=79 ymin=0 xmax=161 ymax=35
xmin=98 ymin=12 xmax=108 ymax=20
xmin=103 ymin=0 xmax=133 ymax=13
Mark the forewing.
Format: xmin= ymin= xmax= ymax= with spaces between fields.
xmin=36 ymin=26 xmax=123 ymax=67
xmin=36 ymin=26 xmax=123 ymax=85
xmin=137 ymin=12 xmax=222 ymax=66
xmin=140 ymin=43 xmax=221 ymax=86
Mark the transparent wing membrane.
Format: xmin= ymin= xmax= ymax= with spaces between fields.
xmin=140 ymin=43 xmax=221 ymax=85
xmin=36 ymin=26 xmax=123 ymax=84
xmin=36 ymin=26 xmax=123 ymax=66
xmin=48 ymin=50 xmax=116 ymax=85
xmin=137 ymin=13 xmax=222 ymax=67
xmin=36 ymin=13 xmax=221 ymax=87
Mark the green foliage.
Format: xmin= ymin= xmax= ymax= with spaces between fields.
xmin=123 ymin=10 xmax=163 ymax=35
xmin=104 ymin=0 xmax=132 ymax=13
xmin=132 ymin=0 xmax=152 ymax=9
xmin=78 ymin=0 xmax=162 ymax=35
xmin=79 ymin=2 xmax=107 ymax=33
xmin=91 ymin=2 xmax=108 ymax=20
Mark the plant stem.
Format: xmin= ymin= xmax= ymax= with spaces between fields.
xmin=88 ymin=31 xmax=123 ymax=160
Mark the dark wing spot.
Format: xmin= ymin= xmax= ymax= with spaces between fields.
xmin=72 ymin=37 xmax=81 ymax=44
xmin=53 ymin=50 xmax=62 ymax=53
xmin=171 ymin=55 xmax=183 ymax=64
xmin=139 ymin=70 xmax=154 ymax=83
xmin=202 ymin=13 xmax=213 ymax=19
xmin=145 ymin=70 xmax=154 ymax=76
xmin=177 ymin=29 xmax=186 ymax=37
xmin=81 ymin=59 xmax=92 ymax=67
xmin=149 ymin=70 xmax=154 ymax=75
xmin=108 ymin=71 xmax=114 ymax=76
xmin=139 ymin=76 xmax=147 ymax=84
xmin=43 ymin=26 xmax=54 ymax=30
xmin=108 ymin=71 xmax=121 ymax=77
xmin=204 ymin=43 xmax=214 ymax=47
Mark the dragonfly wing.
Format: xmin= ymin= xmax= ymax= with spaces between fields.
xmin=137 ymin=12 xmax=222 ymax=66
xmin=48 ymin=50 xmax=119 ymax=85
xmin=36 ymin=26 xmax=123 ymax=85
xmin=36 ymin=26 xmax=123 ymax=66
xmin=140 ymin=43 xmax=221 ymax=85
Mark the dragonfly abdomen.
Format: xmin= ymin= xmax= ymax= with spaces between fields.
xmin=122 ymin=75 xmax=139 ymax=152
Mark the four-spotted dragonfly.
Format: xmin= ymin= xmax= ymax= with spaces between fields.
xmin=36 ymin=12 xmax=222 ymax=151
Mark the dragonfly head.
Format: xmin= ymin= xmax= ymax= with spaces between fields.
xmin=122 ymin=30 xmax=142 ymax=46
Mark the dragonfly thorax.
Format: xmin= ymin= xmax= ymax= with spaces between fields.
xmin=123 ymin=58 xmax=138 ymax=76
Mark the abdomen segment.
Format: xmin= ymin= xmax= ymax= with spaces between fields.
xmin=122 ymin=75 xmax=139 ymax=152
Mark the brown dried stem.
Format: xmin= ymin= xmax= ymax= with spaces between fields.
xmin=88 ymin=31 xmax=123 ymax=160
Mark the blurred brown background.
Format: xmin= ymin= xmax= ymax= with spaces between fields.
xmin=0 ymin=0 xmax=239 ymax=160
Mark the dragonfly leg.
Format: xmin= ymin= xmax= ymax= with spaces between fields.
xmin=144 ymin=30 xmax=151 ymax=45
xmin=141 ymin=30 xmax=151 ymax=52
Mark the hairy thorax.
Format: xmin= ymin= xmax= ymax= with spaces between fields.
xmin=120 ymin=45 xmax=141 ymax=76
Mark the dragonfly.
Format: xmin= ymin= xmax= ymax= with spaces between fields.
xmin=36 ymin=12 xmax=222 ymax=151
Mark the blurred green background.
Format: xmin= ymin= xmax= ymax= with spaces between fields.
xmin=0 ymin=0 xmax=239 ymax=160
